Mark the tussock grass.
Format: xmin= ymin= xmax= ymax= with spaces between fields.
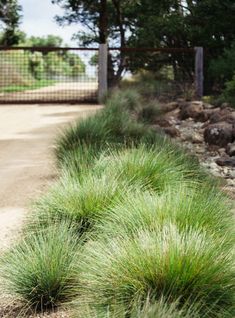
xmin=55 ymin=89 xmax=163 ymax=168
xmin=0 ymin=223 xmax=80 ymax=311
xmin=93 ymin=145 xmax=204 ymax=193
xmin=79 ymin=225 xmax=235 ymax=317
xmin=95 ymin=185 xmax=234 ymax=240
xmin=2 ymin=86 xmax=234 ymax=317
xmin=73 ymin=297 xmax=201 ymax=318
xmin=29 ymin=173 xmax=128 ymax=235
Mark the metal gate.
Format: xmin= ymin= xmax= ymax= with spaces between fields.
xmin=0 ymin=47 xmax=99 ymax=104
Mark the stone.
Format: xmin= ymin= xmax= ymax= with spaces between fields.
xmin=163 ymin=126 xmax=181 ymax=138
xmin=221 ymin=102 xmax=230 ymax=109
xmin=180 ymin=101 xmax=204 ymax=121
xmin=164 ymin=101 xmax=179 ymax=112
xmin=216 ymin=157 xmax=235 ymax=167
xmin=203 ymin=103 xmax=215 ymax=109
xmin=204 ymin=122 xmax=234 ymax=147
xmin=209 ymin=108 xmax=235 ymax=124
xmin=226 ymin=143 xmax=235 ymax=157
xmin=192 ymin=133 xmax=203 ymax=144
xmin=154 ymin=117 xmax=172 ymax=127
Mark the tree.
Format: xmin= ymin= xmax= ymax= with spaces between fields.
xmin=0 ymin=0 xmax=22 ymax=45
xmin=52 ymin=0 xmax=235 ymax=91
xmin=26 ymin=35 xmax=64 ymax=47
xmin=52 ymin=0 xmax=138 ymax=85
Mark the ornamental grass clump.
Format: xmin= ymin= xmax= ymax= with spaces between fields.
xmin=55 ymin=89 xmax=163 ymax=167
xmin=0 ymin=223 xmax=81 ymax=311
xmin=29 ymin=173 xmax=127 ymax=235
xmin=93 ymin=145 xmax=202 ymax=193
xmin=73 ymin=297 xmax=201 ymax=318
xmin=96 ymin=185 xmax=234 ymax=241
xmin=79 ymin=225 xmax=235 ymax=317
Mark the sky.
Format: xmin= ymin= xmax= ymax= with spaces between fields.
xmin=18 ymin=0 xmax=81 ymax=45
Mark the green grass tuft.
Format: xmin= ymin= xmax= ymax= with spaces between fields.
xmin=93 ymin=145 xmax=205 ymax=193
xmin=79 ymin=225 xmax=235 ymax=317
xmin=95 ymin=185 xmax=234 ymax=241
xmin=0 ymin=222 xmax=81 ymax=311
xmin=28 ymin=173 xmax=128 ymax=235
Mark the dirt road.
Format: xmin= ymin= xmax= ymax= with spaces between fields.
xmin=0 ymin=104 xmax=100 ymax=251
xmin=0 ymin=82 xmax=98 ymax=103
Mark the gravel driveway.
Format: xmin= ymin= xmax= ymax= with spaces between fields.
xmin=0 ymin=104 xmax=100 ymax=251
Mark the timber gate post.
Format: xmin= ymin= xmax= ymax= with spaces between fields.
xmin=195 ymin=47 xmax=204 ymax=99
xmin=98 ymin=43 xmax=108 ymax=102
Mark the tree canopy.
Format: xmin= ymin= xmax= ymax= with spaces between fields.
xmin=51 ymin=0 xmax=235 ymax=91
xmin=0 ymin=0 xmax=22 ymax=45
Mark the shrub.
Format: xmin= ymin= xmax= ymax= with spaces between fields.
xmin=79 ymin=225 xmax=235 ymax=317
xmin=137 ymin=101 xmax=163 ymax=124
xmin=221 ymin=73 xmax=235 ymax=106
xmin=0 ymin=223 xmax=80 ymax=311
xmin=29 ymin=173 xmax=127 ymax=235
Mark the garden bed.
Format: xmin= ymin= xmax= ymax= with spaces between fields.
xmin=0 ymin=89 xmax=234 ymax=318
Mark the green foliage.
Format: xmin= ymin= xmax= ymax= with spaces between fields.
xmin=0 ymin=0 xmax=22 ymax=45
xmin=0 ymin=34 xmax=86 ymax=92
xmin=2 ymin=87 xmax=234 ymax=317
xmin=221 ymin=73 xmax=235 ymax=106
xmin=29 ymin=173 xmax=126 ymax=235
xmin=53 ymin=0 xmax=235 ymax=91
xmin=209 ymin=42 xmax=235 ymax=91
xmin=79 ymin=226 xmax=234 ymax=317
xmin=25 ymin=35 xmax=63 ymax=47
xmin=55 ymin=89 xmax=162 ymax=168
xmin=0 ymin=222 xmax=81 ymax=311
xmin=96 ymin=186 xmax=234 ymax=241
xmin=93 ymin=145 xmax=201 ymax=193
xmin=73 ymin=297 xmax=201 ymax=318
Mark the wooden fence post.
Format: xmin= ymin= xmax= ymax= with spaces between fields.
xmin=98 ymin=43 xmax=108 ymax=102
xmin=195 ymin=47 xmax=204 ymax=99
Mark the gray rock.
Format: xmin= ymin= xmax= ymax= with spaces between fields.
xmin=216 ymin=157 xmax=235 ymax=167
xmin=192 ymin=133 xmax=203 ymax=144
xmin=180 ymin=101 xmax=204 ymax=121
xmin=226 ymin=143 xmax=235 ymax=157
xmin=204 ymin=122 xmax=234 ymax=147
xmin=163 ymin=126 xmax=181 ymax=138
xmin=164 ymin=102 xmax=179 ymax=112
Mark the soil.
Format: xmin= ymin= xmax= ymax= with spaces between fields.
xmin=0 ymin=104 xmax=101 ymax=318
xmin=0 ymin=82 xmax=98 ymax=103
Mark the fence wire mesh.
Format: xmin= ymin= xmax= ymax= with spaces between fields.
xmin=0 ymin=47 xmax=98 ymax=104
xmin=108 ymin=48 xmax=196 ymax=101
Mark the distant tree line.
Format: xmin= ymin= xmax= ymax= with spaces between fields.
xmin=52 ymin=0 xmax=235 ymax=94
xmin=0 ymin=0 xmax=235 ymax=95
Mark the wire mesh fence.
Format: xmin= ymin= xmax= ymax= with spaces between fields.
xmin=0 ymin=47 xmax=98 ymax=104
xmin=108 ymin=47 xmax=197 ymax=101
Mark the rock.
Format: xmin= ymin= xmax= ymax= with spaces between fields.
xmin=192 ymin=133 xmax=203 ymax=144
xmin=226 ymin=143 xmax=235 ymax=156
xmin=229 ymin=170 xmax=235 ymax=179
xmin=204 ymin=122 xmax=234 ymax=147
xmin=221 ymin=102 xmax=230 ymax=109
xmin=203 ymin=103 xmax=215 ymax=109
xmin=163 ymin=127 xmax=181 ymax=138
xmin=216 ymin=157 xmax=235 ymax=167
xmin=209 ymin=108 xmax=235 ymax=124
xmin=164 ymin=102 xmax=179 ymax=112
xmin=154 ymin=117 xmax=172 ymax=127
xmin=180 ymin=101 xmax=204 ymax=121
xmin=218 ymin=148 xmax=226 ymax=156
